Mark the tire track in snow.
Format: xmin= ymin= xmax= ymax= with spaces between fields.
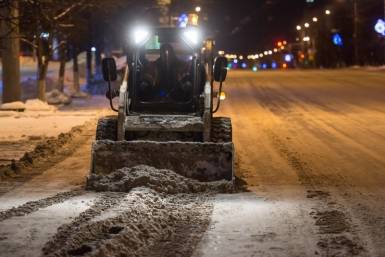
xmin=0 ymin=190 xmax=84 ymax=222
xmin=265 ymin=129 xmax=368 ymax=256
xmin=42 ymin=189 xmax=212 ymax=257
xmin=42 ymin=191 xmax=127 ymax=256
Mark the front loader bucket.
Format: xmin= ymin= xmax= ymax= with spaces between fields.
xmin=91 ymin=140 xmax=234 ymax=181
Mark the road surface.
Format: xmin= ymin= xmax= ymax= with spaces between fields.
xmin=195 ymin=69 xmax=385 ymax=257
xmin=1 ymin=69 xmax=385 ymax=257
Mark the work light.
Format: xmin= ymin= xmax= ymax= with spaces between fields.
xmin=182 ymin=27 xmax=201 ymax=47
xmin=132 ymin=27 xmax=150 ymax=46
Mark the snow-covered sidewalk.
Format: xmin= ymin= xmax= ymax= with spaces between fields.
xmin=0 ymin=97 xmax=110 ymax=166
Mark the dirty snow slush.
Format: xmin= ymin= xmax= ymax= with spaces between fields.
xmin=40 ymin=165 xmax=234 ymax=257
xmin=43 ymin=189 xmax=212 ymax=257
xmin=86 ymin=165 xmax=234 ymax=194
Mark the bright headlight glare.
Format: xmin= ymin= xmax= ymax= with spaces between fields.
xmin=132 ymin=27 xmax=150 ymax=45
xmin=182 ymin=28 xmax=200 ymax=46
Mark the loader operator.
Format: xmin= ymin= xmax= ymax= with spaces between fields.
xmin=139 ymin=43 xmax=193 ymax=102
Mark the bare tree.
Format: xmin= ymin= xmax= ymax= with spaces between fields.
xmin=19 ymin=0 xmax=86 ymax=101
xmin=0 ymin=0 xmax=21 ymax=103
xmin=1 ymin=0 xmax=151 ymax=102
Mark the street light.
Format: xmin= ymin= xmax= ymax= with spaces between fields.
xmin=325 ymin=9 xmax=331 ymax=15
xmin=296 ymin=25 xmax=302 ymax=31
xmin=312 ymin=17 xmax=318 ymax=22
xmin=304 ymin=23 xmax=310 ymax=28
xmin=195 ymin=6 xmax=201 ymax=12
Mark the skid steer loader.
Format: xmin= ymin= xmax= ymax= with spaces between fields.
xmin=90 ymin=26 xmax=233 ymax=181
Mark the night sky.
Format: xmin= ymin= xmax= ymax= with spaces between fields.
xmin=200 ymin=0 xmax=328 ymax=53
xmin=118 ymin=0 xmax=327 ymax=54
xmin=114 ymin=0 xmax=383 ymax=56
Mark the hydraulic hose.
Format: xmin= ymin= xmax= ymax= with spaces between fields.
xmin=108 ymin=81 xmax=118 ymax=112
xmin=212 ymin=81 xmax=223 ymax=114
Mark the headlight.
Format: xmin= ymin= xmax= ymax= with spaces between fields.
xmin=132 ymin=27 xmax=150 ymax=46
xmin=182 ymin=28 xmax=201 ymax=47
xmin=219 ymin=91 xmax=226 ymax=101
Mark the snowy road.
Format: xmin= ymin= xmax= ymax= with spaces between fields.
xmin=195 ymin=70 xmax=385 ymax=257
xmin=0 ymin=69 xmax=385 ymax=256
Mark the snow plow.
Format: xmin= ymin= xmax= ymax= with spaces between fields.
xmin=90 ymin=26 xmax=233 ymax=182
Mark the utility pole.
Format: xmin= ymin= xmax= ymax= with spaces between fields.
xmin=353 ymin=0 xmax=359 ymax=65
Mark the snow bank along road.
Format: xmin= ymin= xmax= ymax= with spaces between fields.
xmin=0 ymin=69 xmax=385 ymax=257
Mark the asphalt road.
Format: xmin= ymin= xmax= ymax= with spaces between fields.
xmin=195 ymin=69 xmax=385 ymax=257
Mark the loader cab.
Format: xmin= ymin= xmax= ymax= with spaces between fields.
xmin=128 ymin=27 xmax=205 ymax=114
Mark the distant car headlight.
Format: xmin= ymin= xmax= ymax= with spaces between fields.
xmin=182 ymin=28 xmax=201 ymax=47
xmin=132 ymin=27 xmax=150 ymax=46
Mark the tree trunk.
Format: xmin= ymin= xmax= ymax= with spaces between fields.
xmin=37 ymin=38 xmax=49 ymax=101
xmin=37 ymin=60 xmax=49 ymax=101
xmin=0 ymin=1 xmax=21 ymax=103
xmin=72 ymin=47 xmax=80 ymax=93
xmin=86 ymin=48 xmax=93 ymax=83
xmin=57 ymin=43 xmax=66 ymax=92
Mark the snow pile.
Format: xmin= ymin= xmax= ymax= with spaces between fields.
xmin=46 ymin=89 xmax=72 ymax=105
xmin=0 ymin=101 xmax=25 ymax=111
xmin=71 ymin=91 xmax=89 ymax=99
xmin=87 ymin=165 xmax=234 ymax=194
xmin=366 ymin=65 xmax=385 ymax=71
xmin=24 ymin=99 xmax=57 ymax=111
xmin=0 ymin=99 xmax=57 ymax=112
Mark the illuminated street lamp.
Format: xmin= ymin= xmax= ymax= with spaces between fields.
xmin=304 ymin=23 xmax=310 ymax=28
xmin=312 ymin=17 xmax=318 ymax=22
xmin=303 ymin=36 xmax=310 ymax=42
xmin=375 ymin=19 xmax=385 ymax=36
xmin=195 ymin=6 xmax=201 ymax=13
xmin=296 ymin=25 xmax=302 ymax=31
xmin=284 ymin=54 xmax=293 ymax=62
xmin=325 ymin=9 xmax=331 ymax=15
